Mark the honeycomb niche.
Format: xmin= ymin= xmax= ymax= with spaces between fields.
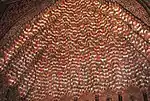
xmin=0 ymin=0 xmax=150 ymax=101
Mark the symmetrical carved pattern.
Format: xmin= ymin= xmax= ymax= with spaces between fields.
xmin=0 ymin=0 xmax=150 ymax=101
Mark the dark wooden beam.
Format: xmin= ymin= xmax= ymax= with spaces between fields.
xmin=95 ymin=95 xmax=99 ymax=101
xmin=118 ymin=94 xmax=122 ymax=101
xmin=143 ymin=92 xmax=148 ymax=101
